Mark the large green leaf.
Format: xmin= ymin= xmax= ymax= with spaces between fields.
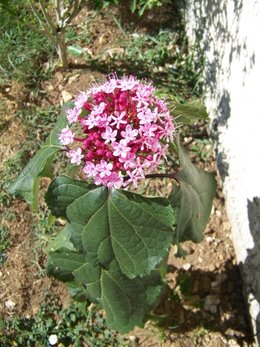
xmin=46 ymin=176 xmax=175 ymax=332
xmin=173 ymin=99 xmax=208 ymax=125
xmin=8 ymin=102 xmax=71 ymax=207
xmin=46 ymin=176 xmax=175 ymax=279
xmin=47 ymin=250 xmax=163 ymax=333
xmin=169 ymin=140 xmax=216 ymax=243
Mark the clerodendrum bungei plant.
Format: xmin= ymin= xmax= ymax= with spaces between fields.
xmin=9 ymin=75 xmax=216 ymax=333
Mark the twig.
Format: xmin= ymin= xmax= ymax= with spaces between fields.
xmin=38 ymin=0 xmax=56 ymax=33
xmin=144 ymin=173 xmax=179 ymax=183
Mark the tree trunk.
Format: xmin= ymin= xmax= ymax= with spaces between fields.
xmin=56 ymin=31 xmax=69 ymax=68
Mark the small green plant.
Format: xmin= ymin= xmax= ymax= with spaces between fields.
xmin=0 ymin=297 xmax=126 ymax=346
xmin=0 ymin=226 xmax=9 ymax=265
xmin=130 ymin=0 xmax=171 ymax=16
xmin=15 ymin=106 xmax=58 ymax=147
xmin=95 ymin=29 xmax=203 ymax=100
xmin=0 ymin=0 xmax=54 ymax=83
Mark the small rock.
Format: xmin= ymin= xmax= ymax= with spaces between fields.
xmin=106 ymin=47 xmax=124 ymax=58
xmin=55 ymin=71 xmax=64 ymax=83
xmin=183 ymin=263 xmax=191 ymax=271
xmin=216 ymin=210 xmax=221 ymax=218
xmin=228 ymin=338 xmax=240 ymax=347
xmin=204 ymin=295 xmax=220 ymax=314
xmin=61 ymin=90 xmax=73 ymax=102
xmin=223 ymin=221 xmax=230 ymax=231
xmin=5 ymin=299 xmax=16 ymax=310
xmin=49 ymin=334 xmax=58 ymax=346
xmin=206 ymin=236 xmax=213 ymax=243
xmin=56 ymin=218 xmax=66 ymax=226
xmin=171 ymin=245 xmax=178 ymax=255
xmin=83 ymin=47 xmax=93 ymax=57
xmin=68 ymin=74 xmax=80 ymax=85
xmin=46 ymin=84 xmax=54 ymax=91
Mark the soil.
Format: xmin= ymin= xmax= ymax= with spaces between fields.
xmin=0 ymin=4 xmax=256 ymax=347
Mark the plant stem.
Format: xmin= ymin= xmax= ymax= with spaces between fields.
xmin=56 ymin=31 xmax=69 ymax=68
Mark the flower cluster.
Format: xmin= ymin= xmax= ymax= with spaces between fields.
xmin=59 ymin=75 xmax=174 ymax=188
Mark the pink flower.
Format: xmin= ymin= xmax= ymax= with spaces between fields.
xmin=59 ymin=126 xmax=74 ymax=145
xmin=66 ymin=108 xmax=80 ymax=124
xmin=145 ymin=137 xmax=160 ymax=151
xmin=140 ymin=123 xmax=158 ymax=138
xmin=102 ymin=78 xmax=118 ymax=93
xmin=119 ymin=76 xmax=138 ymax=91
xmin=106 ymin=172 xmax=124 ymax=189
xmin=124 ymin=170 xmax=141 ymax=188
xmin=109 ymin=111 xmax=127 ymax=129
xmin=101 ymin=127 xmax=117 ymax=143
xmin=74 ymin=92 xmax=88 ymax=109
xmin=137 ymin=107 xmax=158 ymax=124
xmin=112 ymin=140 xmax=131 ymax=159
xmin=83 ymin=113 xmax=99 ymax=129
xmin=67 ymin=148 xmax=83 ymax=165
xmin=96 ymin=160 xmax=113 ymax=178
xmin=91 ymin=102 xmax=106 ymax=116
xmin=121 ymin=125 xmax=138 ymax=142
xmin=83 ymin=161 xmax=96 ymax=177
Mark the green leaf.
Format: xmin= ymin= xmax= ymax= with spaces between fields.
xmin=45 ymin=224 xmax=76 ymax=254
xmin=130 ymin=0 xmax=137 ymax=12
xmin=46 ymin=176 xmax=175 ymax=279
xmin=45 ymin=175 xmax=96 ymax=219
xmin=47 ymin=249 xmax=86 ymax=282
xmin=67 ymin=45 xmax=84 ymax=57
xmin=173 ymin=100 xmax=208 ymax=125
xmin=99 ymin=260 xmax=163 ymax=333
xmin=169 ymin=140 xmax=216 ymax=243
xmin=8 ymin=102 xmax=72 ymax=205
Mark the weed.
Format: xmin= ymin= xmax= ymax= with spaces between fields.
xmin=0 ymin=226 xmax=9 ymax=265
xmin=89 ymin=28 xmax=203 ymax=101
xmin=15 ymin=106 xmax=58 ymax=147
xmin=191 ymin=138 xmax=213 ymax=163
xmin=130 ymin=0 xmax=172 ymax=16
xmin=0 ymin=154 xmax=25 ymax=207
xmin=0 ymin=0 xmax=54 ymax=85
xmin=0 ymin=296 xmax=127 ymax=347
